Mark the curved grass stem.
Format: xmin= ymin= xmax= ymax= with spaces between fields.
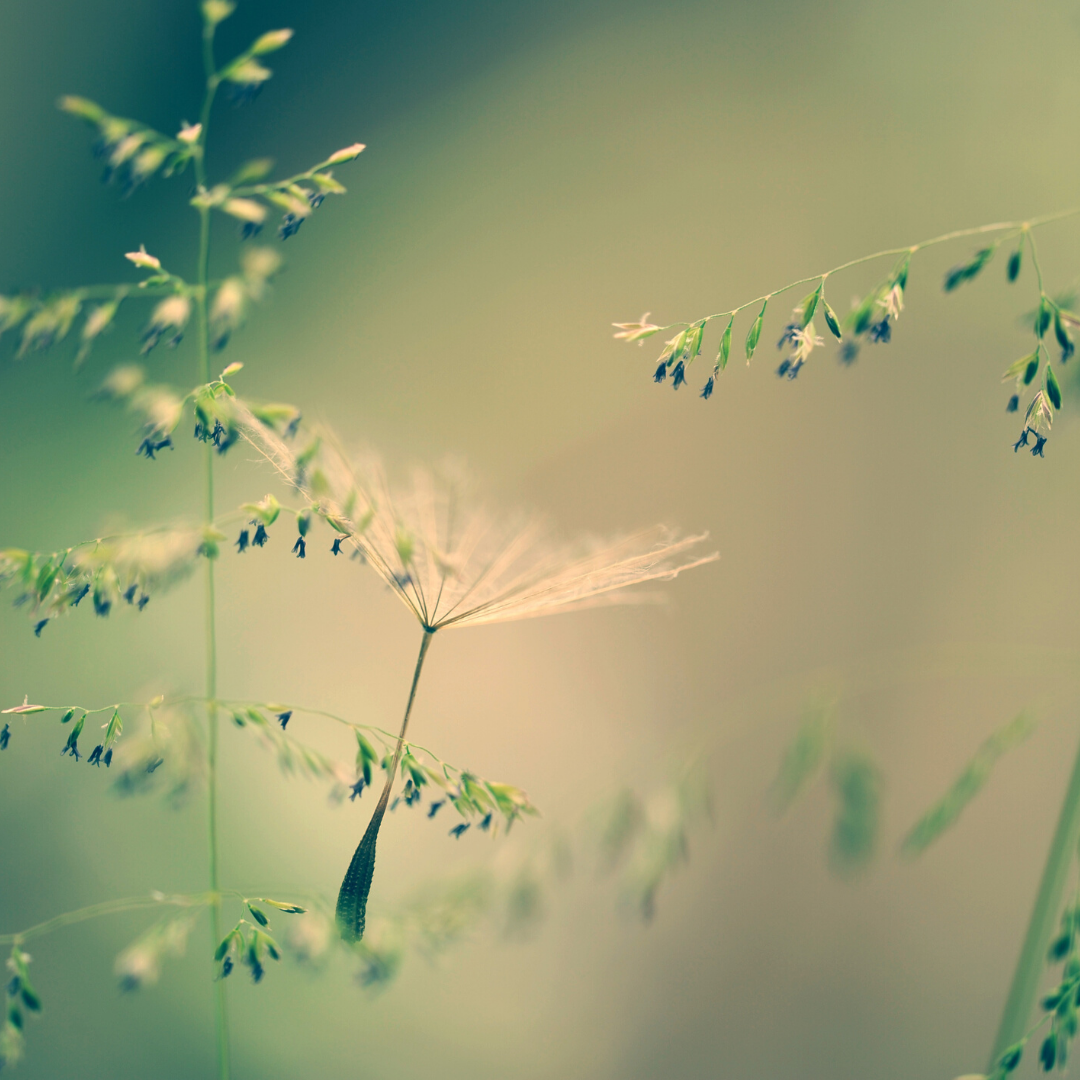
xmin=988 ymin=733 xmax=1080 ymax=1069
xmin=649 ymin=207 xmax=1080 ymax=333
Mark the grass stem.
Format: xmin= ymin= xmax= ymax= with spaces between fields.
xmin=988 ymin=732 xmax=1080 ymax=1068
xmin=195 ymin=14 xmax=228 ymax=1079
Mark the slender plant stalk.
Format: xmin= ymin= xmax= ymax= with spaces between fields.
xmin=0 ymin=894 xmax=214 ymax=947
xmin=988 ymin=733 xmax=1080 ymax=1068
xmin=194 ymin=13 xmax=228 ymax=1080
xmin=336 ymin=628 xmax=435 ymax=942
xmin=645 ymin=207 xmax=1080 ymax=334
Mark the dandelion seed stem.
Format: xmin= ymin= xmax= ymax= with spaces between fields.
xmin=335 ymin=628 xmax=435 ymax=942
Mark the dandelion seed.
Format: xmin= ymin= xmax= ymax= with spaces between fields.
xmin=252 ymin=524 xmax=269 ymax=547
xmin=236 ymin=529 xmax=250 ymax=553
xmin=292 ymin=536 xmax=306 ymax=559
xmin=449 ymin=823 xmax=470 ymax=839
xmin=276 ymin=711 xmax=292 ymax=729
xmin=234 ymin=434 xmax=718 ymax=632
xmin=235 ymin=411 xmax=716 ymax=943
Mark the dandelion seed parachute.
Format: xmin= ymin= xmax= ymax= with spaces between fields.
xmin=233 ymin=403 xmax=717 ymax=942
xmin=235 ymin=401 xmax=717 ymax=633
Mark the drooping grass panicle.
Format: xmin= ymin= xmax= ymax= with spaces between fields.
xmin=617 ymin=209 xmax=1079 ymax=451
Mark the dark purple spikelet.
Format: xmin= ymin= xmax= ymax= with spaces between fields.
xmin=777 ymin=323 xmax=799 ymax=349
xmin=33 ymin=619 xmax=48 ymax=638
xmin=252 ymin=524 xmax=269 ymax=547
xmin=869 ymin=317 xmax=891 ymax=343
xmin=278 ymin=214 xmax=303 ymax=240
xmin=700 ymin=376 xmax=714 ymax=400
xmin=1006 ymin=395 xmax=1019 ymax=413
xmin=292 ymin=536 xmax=306 ymax=559
xmin=449 ymin=823 xmax=470 ymax=839
xmin=0 ymin=724 xmax=10 ymax=750
xmin=653 ymin=361 xmax=668 ymax=383
xmin=87 ymin=744 xmax=104 ymax=767
xmin=276 ymin=711 xmax=292 ymax=729
xmin=671 ymin=361 xmax=686 ymax=389
xmin=236 ymin=529 xmax=250 ymax=553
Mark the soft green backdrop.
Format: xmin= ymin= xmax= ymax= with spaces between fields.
xmin=3 ymin=0 xmax=1080 ymax=1076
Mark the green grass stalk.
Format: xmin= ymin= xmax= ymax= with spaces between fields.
xmin=989 ymin=734 xmax=1080 ymax=1069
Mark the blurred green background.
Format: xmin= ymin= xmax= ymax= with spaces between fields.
xmin=4 ymin=0 xmax=1080 ymax=1076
